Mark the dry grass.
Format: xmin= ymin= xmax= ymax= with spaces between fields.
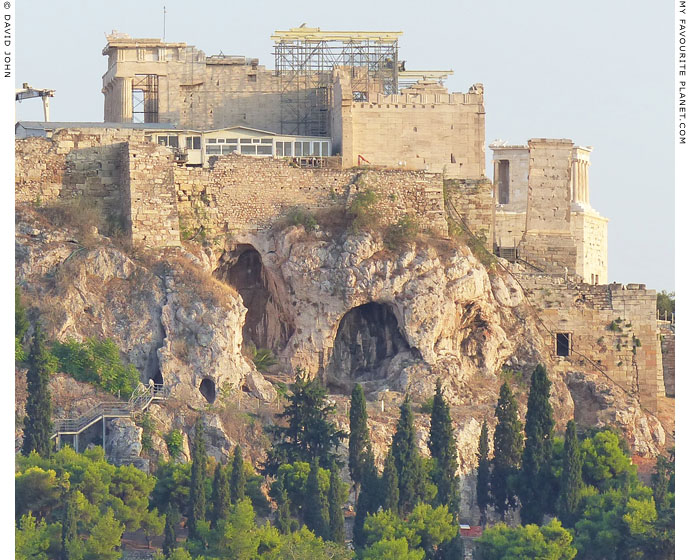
xmin=36 ymin=197 xmax=119 ymax=247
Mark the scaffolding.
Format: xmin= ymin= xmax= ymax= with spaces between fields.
xmin=272 ymin=27 xmax=402 ymax=137
xmin=132 ymin=74 xmax=159 ymax=123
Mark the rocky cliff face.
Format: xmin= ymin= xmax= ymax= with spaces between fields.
xmin=15 ymin=205 xmax=668 ymax=519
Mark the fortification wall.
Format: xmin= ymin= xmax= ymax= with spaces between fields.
xmin=658 ymin=321 xmax=675 ymax=397
xmin=14 ymin=129 xmax=148 ymax=229
xmin=334 ymin=74 xmax=485 ymax=178
xmin=572 ymin=211 xmax=608 ymax=284
xmin=174 ymin=155 xmax=448 ymax=237
xmin=444 ymin=179 xmax=494 ymax=244
xmin=522 ymin=275 xmax=663 ymax=411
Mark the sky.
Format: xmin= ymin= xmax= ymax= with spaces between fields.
xmin=13 ymin=0 xmax=676 ymax=291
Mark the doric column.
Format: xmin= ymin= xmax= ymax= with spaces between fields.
xmin=493 ymin=159 xmax=500 ymax=198
xmin=584 ymin=161 xmax=590 ymax=204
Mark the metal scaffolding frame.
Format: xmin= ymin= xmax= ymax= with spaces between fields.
xmin=132 ymin=74 xmax=159 ymax=123
xmin=272 ymin=27 xmax=402 ymax=137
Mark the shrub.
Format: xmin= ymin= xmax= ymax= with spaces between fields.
xmin=384 ymin=214 xmax=419 ymax=249
xmin=165 ymin=429 xmax=183 ymax=460
xmin=287 ymin=207 xmax=318 ymax=232
xmin=349 ymin=189 xmax=379 ymax=232
xmin=51 ymin=337 xmax=140 ymax=398
xmin=247 ymin=344 xmax=278 ymax=372
xmin=139 ymin=412 xmax=155 ymax=452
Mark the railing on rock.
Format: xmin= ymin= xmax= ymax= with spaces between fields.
xmin=50 ymin=383 xmax=167 ymax=440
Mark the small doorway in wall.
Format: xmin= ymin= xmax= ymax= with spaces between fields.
xmin=556 ymin=333 xmax=571 ymax=357
xmin=498 ymin=160 xmax=510 ymax=204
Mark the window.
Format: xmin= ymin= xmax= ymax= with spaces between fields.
xmin=257 ymin=145 xmax=272 ymax=155
xmin=157 ymin=135 xmax=178 ymax=148
xmin=240 ymin=138 xmax=252 ymax=144
xmin=312 ymin=142 xmax=321 ymax=156
xmin=498 ymin=160 xmax=510 ymax=204
xmin=206 ymin=138 xmax=217 ymax=144
xmin=294 ymin=142 xmax=301 ymax=156
xmin=206 ymin=145 xmax=221 ymax=155
xmin=186 ymin=137 xmax=201 ymax=150
xmin=241 ymin=145 xmax=257 ymax=155
xmin=217 ymin=138 xmax=225 ymax=144
xmin=321 ymin=142 xmax=329 ymax=156
xmin=276 ymin=142 xmax=284 ymax=156
xmin=260 ymin=138 xmax=273 ymax=144
xmin=556 ymin=333 xmax=571 ymax=357
xmin=222 ymin=145 xmax=237 ymax=155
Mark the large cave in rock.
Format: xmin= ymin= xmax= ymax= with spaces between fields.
xmin=214 ymin=245 xmax=294 ymax=352
xmin=329 ymin=302 xmax=415 ymax=389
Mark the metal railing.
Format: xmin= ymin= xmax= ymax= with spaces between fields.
xmin=51 ymin=383 xmax=167 ymax=438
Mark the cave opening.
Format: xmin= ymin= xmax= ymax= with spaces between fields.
xmin=199 ymin=378 xmax=216 ymax=403
xmin=329 ymin=302 xmax=415 ymax=389
xmin=214 ymin=245 xmax=294 ymax=354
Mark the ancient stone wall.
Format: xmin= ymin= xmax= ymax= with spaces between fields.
xmin=334 ymin=73 xmax=486 ymax=179
xmin=521 ymin=275 xmax=663 ymax=411
xmin=14 ymin=129 xmax=148 ymax=229
xmin=571 ymin=211 xmax=608 ymax=284
xmin=174 ymin=155 xmax=448 ymax=237
xmin=103 ymin=38 xmax=283 ymax=132
xmin=444 ymin=179 xmax=494 ymax=244
xmin=519 ymin=139 xmax=578 ymax=274
xmin=658 ymin=321 xmax=675 ymax=397
xmin=122 ymin=143 xmax=181 ymax=247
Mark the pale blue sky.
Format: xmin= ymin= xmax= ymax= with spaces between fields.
xmin=14 ymin=0 xmax=675 ymax=291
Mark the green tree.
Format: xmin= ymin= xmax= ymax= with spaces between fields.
xmin=392 ymin=396 xmax=426 ymax=515
xmin=264 ymin=371 xmax=346 ymax=475
xmin=72 ymin=508 xmax=125 ymax=560
xmin=362 ymin=538 xmax=424 ymax=560
xmin=187 ymin=419 xmax=207 ymax=541
xmin=210 ymin=499 xmax=260 ymax=560
xmin=490 ymin=382 xmax=523 ymax=520
xmin=304 ymin=459 xmax=330 ymax=539
xmin=230 ymin=445 xmax=247 ymax=503
xmin=16 ymin=286 xmax=29 ymax=362
xmin=520 ymin=363 xmax=555 ymax=525
xmin=381 ymin=448 xmax=400 ymax=514
xmin=477 ymin=518 xmax=576 ymax=560
xmin=476 ymin=419 xmax=491 ymax=526
xmin=210 ymin=462 xmax=230 ymax=529
xmin=272 ymin=476 xmax=295 ymax=535
xmin=656 ymin=290 xmax=675 ymax=320
xmin=60 ymin=492 xmax=78 ymax=560
xmin=428 ymin=379 xmax=459 ymax=516
xmin=15 ymin=514 xmax=56 ymax=560
xmin=558 ymin=420 xmax=583 ymax=526
xmin=162 ymin=507 xmax=178 ymax=557
xmin=328 ymin=467 xmax=346 ymax=544
xmin=581 ymin=429 xmax=639 ymax=492
xmin=353 ymin=448 xmax=379 ymax=549
xmin=348 ymin=383 xmax=371 ymax=499
xmin=22 ymin=325 xmax=54 ymax=458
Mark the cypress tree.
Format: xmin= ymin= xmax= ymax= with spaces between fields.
xmin=60 ymin=491 xmax=77 ymax=560
xmin=303 ymin=459 xmax=329 ymax=539
xmin=476 ymin=420 xmax=491 ymax=526
xmin=187 ymin=419 xmax=207 ymax=540
xmin=381 ymin=448 xmax=400 ymax=514
xmin=273 ymin=477 xmax=294 ymax=534
xmin=210 ymin=462 xmax=230 ymax=529
xmin=392 ymin=395 xmax=425 ymax=515
xmin=162 ymin=506 xmax=178 ymax=557
xmin=353 ymin=447 xmax=379 ymax=549
xmin=428 ymin=379 xmax=460 ymax=515
xmin=264 ymin=371 xmax=346 ymax=474
xmin=328 ymin=467 xmax=346 ymax=544
xmin=520 ymin=363 xmax=555 ymax=526
xmin=229 ymin=445 xmax=246 ymax=503
xmin=490 ymin=382 xmax=523 ymax=520
xmin=348 ymin=383 xmax=371 ymax=499
xmin=557 ymin=419 xmax=583 ymax=526
xmin=22 ymin=325 xmax=53 ymax=458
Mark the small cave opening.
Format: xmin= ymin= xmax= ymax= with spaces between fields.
xmin=199 ymin=378 xmax=216 ymax=404
xmin=151 ymin=371 xmax=163 ymax=386
xmin=214 ymin=245 xmax=294 ymax=354
xmin=328 ymin=302 xmax=416 ymax=390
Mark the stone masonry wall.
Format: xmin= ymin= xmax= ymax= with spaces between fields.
xmin=521 ymin=275 xmax=663 ymax=412
xmin=444 ymin=179 xmax=494 ymax=245
xmin=658 ymin=321 xmax=675 ymax=397
xmin=174 ymin=155 xmax=448 ymax=237
xmin=15 ymin=130 xmax=144 ymax=227
xmin=519 ymin=139 xmax=578 ymax=275
xmin=123 ymin=143 xmax=181 ymax=247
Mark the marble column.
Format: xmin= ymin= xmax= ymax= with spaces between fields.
xmin=584 ymin=161 xmax=590 ymax=204
xmin=572 ymin=159 xmax=580 ymax=202
xmin=493 ymin=160 xmax=500 ymax=199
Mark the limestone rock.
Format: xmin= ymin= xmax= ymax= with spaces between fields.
xmin=107 ymin=418 xmax=148 ymax=471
